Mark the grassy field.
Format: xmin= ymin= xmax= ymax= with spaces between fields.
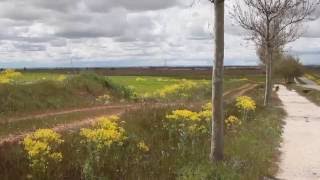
xmin=0 ymin=83 xmax=285 ymax=180
xmin=107 ymin=75 xmax=264 ymax=96
xmin=0 ymin=73 xmax=135 ymax=118
xmin=14 ymin=72 xmax=69 ymax=84
xmin=0 ymin=72 xmax=263 ymax=119
xmin=0 ymin=71 xmax=264 ymax=134
xmin=0 ymin=70 xmax=283 ymax=180
xmin=0 ymin=106 xmax=127 ymax=138
xmin=290 ymin=70 xmax=320 ymax=105
xmin=107 ymin=76 xmax=199 ymax=95
xmin=304 ymin=71 xmax=320 ymax=85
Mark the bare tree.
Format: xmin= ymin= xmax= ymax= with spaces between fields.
xmin=208 ymin=0 xmax=225 ymax=162
xmin=232 ymin=0 xmax=319 ymax=106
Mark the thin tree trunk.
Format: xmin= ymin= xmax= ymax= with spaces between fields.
xmin=264 ymin=45 xmax=273 ymax=106
xmin=210 ymin=0 xmax=224 ymax=162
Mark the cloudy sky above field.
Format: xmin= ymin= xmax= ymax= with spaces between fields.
xmin=0 ymin=0 xmax=319 ymax=68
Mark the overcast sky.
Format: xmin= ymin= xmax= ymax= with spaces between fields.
xmin=0 ymin=0 xmax=319 ymax=68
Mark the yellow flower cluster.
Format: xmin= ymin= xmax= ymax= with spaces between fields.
xmin=230 ymin=78 xmax=249 ymax=82
xmin=202 ymin=102 xmax=212 ymax=111
xmin=23 ymin=129 xmax=63 ymax=171
xmin=96 ymin=94 xmax=111 ymax=104
xmin=0 ymin=69 xmax=22 ymax=84
xmin=165 ymin=104 xmax=212 ymax=136
xmin=187 ymin=124 xmax=208 ymax=135
xmin=137 ymin=141 xmax=150 ymax=152
xmin=198 ymin=102 xmax=212 ymax=121
xmin=157 ymin=80 xmax=199 ymax=98
xmin=80 ymin=116 xmax=126 ymax=151
xmin=225 ymin=116 xmax=241 ymax=129
xmin=156 ymin=78 xmax=169 ymax=82
xmin=236 ymin=96 xmax=256 ymax=111
xmin=166 ymin=110 xmax=201 ymax=122
xmin=57 ymin=75 xmax=67 ymax=82
xmin=136 ymin=77 xmax=147 ymax=81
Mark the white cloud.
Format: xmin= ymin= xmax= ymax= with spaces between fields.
xmin=0 ymin=0 xmax=319 ymax=68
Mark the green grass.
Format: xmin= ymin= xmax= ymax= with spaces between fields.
xmin=0 ymin=74 xmax=263 ymax=138
xmin=0 ymin=73 xmax=276 ymax=179
xmin=14 ymin=72 xmax=69 ymax=84
xmin=0 ymin=107 xmax=119 ymax=138
xmin=107 ymin=75 xmax=264 ymax=96
xmin=107 ymin=76 xmax=207 ymax=95
xmin=304 ymin=71 xmax=320 ymax=85
xmin=0 ymin=84 xmax=285 ymax=179
xmin=0 ymin=73 xmax=134 ymax=119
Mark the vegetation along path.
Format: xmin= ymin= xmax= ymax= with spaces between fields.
xmin=297 ymin=77 xmax=320 ymax=91
xmin=276 ymin=85 xmax=320 ymax=179
xmin=0 ymin=83 xmax=258 ymax=146
xmin=0 ymin=104 xmax=135 ymax=146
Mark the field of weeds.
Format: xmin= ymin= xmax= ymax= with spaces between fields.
xmin=0 ymin=70 xmax=284 ymax=180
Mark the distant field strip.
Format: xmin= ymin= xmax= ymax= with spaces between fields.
xmin=107 ymin=75 xmax=260 ymax=96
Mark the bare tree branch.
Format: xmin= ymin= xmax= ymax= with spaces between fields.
xmin=231 ymin=0 xmax=320 ymax=106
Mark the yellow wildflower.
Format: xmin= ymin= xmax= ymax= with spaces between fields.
xmin=236 ymin=96 xmax=256 ymax=111
xmin=137 ymin=141 xmax=150 ymax=152
xmin=198 ymin=102 xmax=213 ymax=121
xmin=198 ymin=110 xmax=212 ymax=121
xmin=96 ymin=94 xmax=111 ymax=104
xmin=188 ymin=124 xmax=208 ymax=135
xmin=202 ymin=102 xmax=212 ymax=111
xmin=155 ymin=80 xmax=200 ymax=98
xmin=225 ymin=115 xmax=241 ymax=129
xmin=166 ymin=110 xmax=201 ymax=122
xmin=57 ymin=75 xmax=66 ymax=82
xmin=80 ymin=116 xmax=126 ymax=151
xmin=0 ymin=69 xmax=22 ymax=84
xmin=165 ymin=107 xmax=211 ymax=137
xmin=23 ymin=129 xmax=63 ymax=171
xmin=136 ymin=77 xmax=146 ymax=81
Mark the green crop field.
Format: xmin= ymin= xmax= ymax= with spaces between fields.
xmin=107 ymin=75 xmax=264 ymax=96
xmin=107 ymin=76 xmax=208 ymax=95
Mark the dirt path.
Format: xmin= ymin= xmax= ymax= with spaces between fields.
xmin=0 ymin=83 xmax=258 ymax=146
xmin=0 ymin=105 xmax=136 ymax=146
xmin=4 ymin=83 xmax=257 ymax=124
xmin=224 ymin=83 xmax=259 ymax=100
xmin=276 ymin=85 xmax=320 ymax=180
xmin=3 ymin=104 xmax=135 ymax=123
